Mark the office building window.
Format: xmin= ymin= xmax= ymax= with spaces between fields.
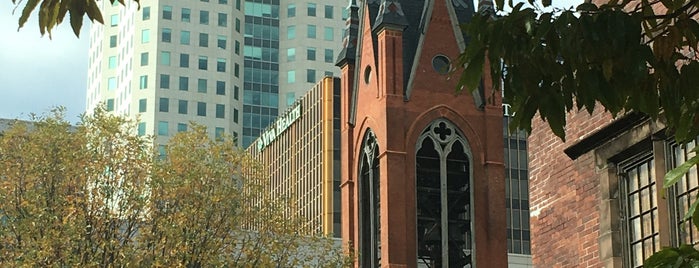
xmin=198 ymin=56 xmax=208 ymax=70
xmin=138 ymin=122 xmax=146 ymax=136
xmin=180 ymin=53 xmax=189 ymax=67
xmin=324 ymin=27 xmax=334 ymax=41
xmin=199 ymin=33 xmax=208 ymax=47
xmin=218 ymin=0 xmax=227 ymax=4
xmin=235 ymin=18 xmax=241 ymax=32
xmin=342 ymin=6 xmax=349 ymax=20
xmin=215 ymin=127 xmax=225 ymax=140
xmin=110 ymin=14 xmax=118 ymax=26
xmin=141 ymin=29 xmax=150 ymax=43
xmin=217 ymin=35 xmax=226 ymax=49
xmin=236 ymin=0 xmax=240 ymax=10
xmin=182 ymin=8 xmax=191 ymax=22
xmin=216 ymin=104 xmax=225 ymax=119
xmin=109 ymin=35 xmax=117 ymax=48
xmin=234 ymin=63 xmax=239 ymax=77
xmin=200 ymin=10 xmax=209 ymax=25
xmin=142 ymin=6 xmax=150 ymax=20
xmin=307 ymin=25 xmax=316 ymax=39
xmin=108 ymin=77 xmax=117 ymax=90
xmin=138 ymin=99 xmax=147 ymax=113
xmin=307 ymin=3 xmax=316 ymax=16
xmin=108 ymin=56 xmax=117 ymax=69
xmin=197 ymin=102 xmax=206 ymax=116
xmin=163 ymin=5 xmax=172 ymax=20
xmin=233 ymin=108 xmax=239 ymax=123
xmin=198 ymin=79 xmax=207 ymax=93
xmin=235 ymin=40 xmax=240 ymax=55
xmin=216 ymin=81 xmax=225 ymax=95
xmin=217 ymin=58 xmax=226 ymax=72
xmin=286 ymin=92 xmax=295 ymax=106
xmin=325 ymin=5 xmax=333 ymax=19
xmin=306 ymin=69 xmax=316 ymax=83
xmin=177 ymin=123 xmax=187 ymax=132
xmin=325 ymin=49 xmax=334 ymax=63
xmin=162 ymin=28 xmax=172 ymax=42
xmin=106 ymin=99 xmax=115 ymax=111
xmin=160 ymin=74 xmax=170 ymax=89
xmin=140 ymin=52 xmax=149 ymax=66
xmin=287 ymin=70 xmax=295 ymax=83
xmin=159 ymin=98 xmax=169 ymax=112
xmin=218 ymin=13 xmax=227 ymax=27
xmin=178 ymin=100 xmax=188 ymax=114
xmin=287 ymin=48 xmax=296 ymax=62
xmin=234 ymin=86 xmax=239 ymax=100
xmin=287 ymin=25 xmax=296 ymax=40
xmin=158 ymin=121 xmax=168 ymax=136
xmin=139 ymin=75 xmax=148 ymax=89
xmin=160 ymin=51 xmax=171 ymax=65
xmin=307 ymin=47 xmax=316 ymax=61
xmin=179 ymin=76 xmax=189 ymax=91
xmin=288 ymin=4 xmax=296 ymax=17
xmin=180 ymin=30 xmax=190 ymax=45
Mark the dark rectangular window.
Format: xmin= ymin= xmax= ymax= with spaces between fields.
xmin=217 ymin=35 xmax=226 ymax=49
xmin=178 ymin=100 xmax=188 ymax=114
xmin=198 ymin=56 xmax=208 ymax=70
xmin=142 ymin=6 xmax=151 ymax=20
xmin=306 ymin=69 xmax=316 ymax=83
xmin=161 ymin=28 xmax=171 ymax=42
xmin=200 ymin=10 xmax=209 ymax=25
xmin=287 ymin=4 xmax=295 ymax=17
xmin=324 ymin=49 xmax=333 ymax=63
xmin=160 ymin=74 xmax=170 ymax=89
xmin=180 ymin=53 xmax=189 ymax=67
xmin=162 ymin=5 xmax=172 ymax=20
xmin=216 ymin=81 xmax=225 ymax=95
xmin=198 ymin=78 xmax=207 ymax=93
xmin=109 ymin=35 xmax=117 ymax=48
xmin=106 ymin=99 xmax=114 ymax=111
xmin=159 ymin=98 xmax=169 ymax=112
xmin=217 ymin=58 xmax=226 ymax=72
xmin=234 ymin=63 xmax=239 ymax=77
xmin=233 ymin=108 xmax=239 ymax=123
xmin=324 ymin=5 xmax=333 ymax=19
xmin=177 ymin=123 xmax=187 ymax=132
xmin=179 ymin=76 xmax=189 ymax=91
xmin=233 ymin=86 xmax=239 ymax=100
xmin=235 ymin=40 xmax=240 ymax=55
xmin=197 ymin=102 xmax=206 ymax=116
xmin=307 ymin=47 xmax=316 ymax=61
xmin=199 ymin=33 xmax=208 ymax=47
xmin=140 ymin=52 xmax=149 ymax=66
xmin=181 ymin=8 xmax=191 ymax=22
xmin=218 ymin=13 xmax=227 ymax=27
xmin=216 ymin=104 xmax=225 ymax=118
xmin=307 ymin=3 xmax=316 ymax=16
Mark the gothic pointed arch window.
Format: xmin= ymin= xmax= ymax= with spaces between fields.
xmin=359 ymin=129 xmax=381 ymax=267
xmin=416 ymin=119 xmax=473 ymax=267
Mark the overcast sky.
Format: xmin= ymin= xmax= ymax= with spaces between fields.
xmin=0 ymin=0 xmax=581 ymax=124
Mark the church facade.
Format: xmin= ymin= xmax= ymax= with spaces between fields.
xmin=335 ymin=0 xmax=507 ymax=267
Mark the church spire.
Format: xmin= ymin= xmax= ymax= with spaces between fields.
xmin=372 ymin=0 xmax=408 ymax=32
xmin=335 ymin=0 xmax=360 ymax=67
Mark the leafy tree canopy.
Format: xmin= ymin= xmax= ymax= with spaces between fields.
xmin=11 ymin=0 xmax=136 ymax=37
xmin=457 ymin=1 xmax=699 ymax=266
xmin=0 ymin=107 xmax=351 ymax=267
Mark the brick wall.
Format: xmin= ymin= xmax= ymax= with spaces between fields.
xmin=529 ymin=109 xmax=614 ymax=267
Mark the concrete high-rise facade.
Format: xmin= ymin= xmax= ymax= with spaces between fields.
xmin=241 ymin=0 xmax=347 ymax=147
xmin=86 ymin=0 xmax=245 ymax=148
xmin=86 ymin=0 xmax=347 ymax=149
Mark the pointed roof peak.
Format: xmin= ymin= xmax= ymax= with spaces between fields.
xmin=372 ymin=0 xmax=409 ymax=32
xmin=335 ymin=0 xmax=361 ymax=67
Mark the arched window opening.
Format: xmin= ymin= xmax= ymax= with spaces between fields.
xmin=359 ymin=130 xmax=380 ymax=267
xmin=416 ymin=120 xmax=472 ymax=268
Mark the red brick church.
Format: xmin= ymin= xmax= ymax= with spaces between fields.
xmin=335 ymin=0 xmax=507 ymax=267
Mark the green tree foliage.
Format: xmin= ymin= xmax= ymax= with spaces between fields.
xmin=0 ymin=108 xmax=351 ymax=267
xmin=457 ymin=1 xmax=699 ymax=266
xmin=10 ymin=0 xmax=135 ymax=37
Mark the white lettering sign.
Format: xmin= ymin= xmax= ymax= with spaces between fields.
xmin=503 ymin=103 xmax=515 ymax=117
xmin=257 ymin=104 xmax=302 ymax=152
